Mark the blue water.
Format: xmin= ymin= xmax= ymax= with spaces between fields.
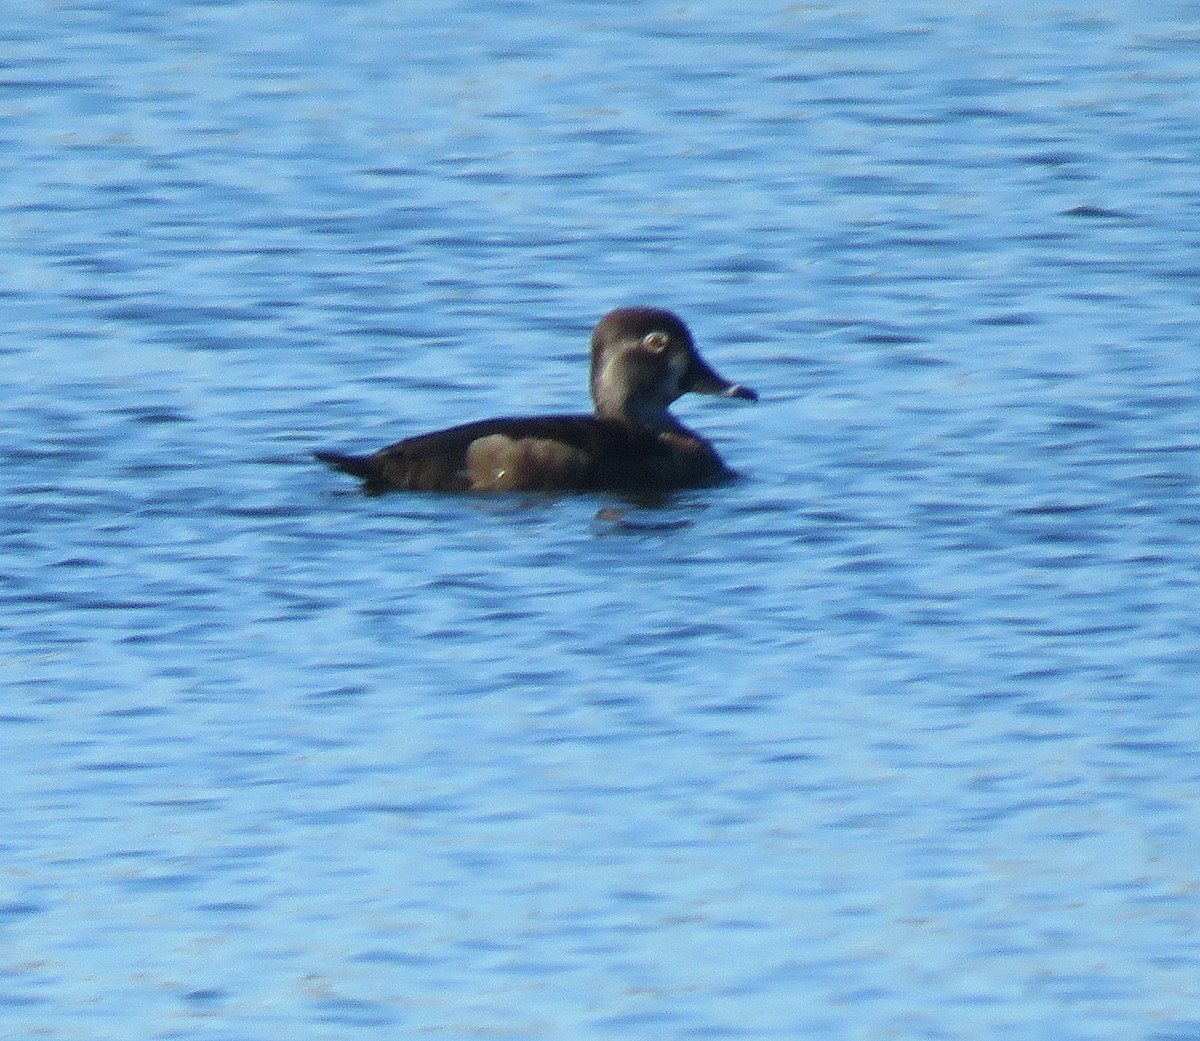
xmin=3 ymin=2 xmax=1200 ymax=1038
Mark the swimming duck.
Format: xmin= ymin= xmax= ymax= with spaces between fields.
xmin=315 ymin=306 xmax=756 ymax=494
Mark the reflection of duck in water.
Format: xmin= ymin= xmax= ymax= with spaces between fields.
xmin=316 ymin=307 xmax=757 ymax=494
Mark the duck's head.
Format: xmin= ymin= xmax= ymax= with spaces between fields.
xmin=589 ymin=307 xmax=757 ymax=427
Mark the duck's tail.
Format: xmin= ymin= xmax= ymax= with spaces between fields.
xmin=314 ymin=450 xmax=387 ymax=492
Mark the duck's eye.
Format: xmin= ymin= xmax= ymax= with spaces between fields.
xmin=642 ymin=331 xmax=670 ymax=353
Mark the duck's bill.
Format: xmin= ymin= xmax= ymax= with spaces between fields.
xmin=720 ymin=383 xmax=758 ymax=402
xmin=684 ymin=357 xmax=758 ymax=402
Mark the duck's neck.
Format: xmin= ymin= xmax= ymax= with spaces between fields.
xmin=596 ymin=392 xmax=689 ymax=435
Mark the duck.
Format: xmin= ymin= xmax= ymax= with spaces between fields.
xmin=315 ymin=306 xmax=757 ymax=494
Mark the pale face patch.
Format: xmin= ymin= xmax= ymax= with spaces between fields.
xmin=663 ymin=344 xmax=689 ymax=399
xmin=639 ymin=330 xmax=687 ymax=397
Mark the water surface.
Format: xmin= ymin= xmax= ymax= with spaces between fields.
xmin=3 ymin=2 xmax=1200 ymax=1038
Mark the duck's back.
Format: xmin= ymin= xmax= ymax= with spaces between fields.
xmin=316 ymin=415 xmax=731 ymax=494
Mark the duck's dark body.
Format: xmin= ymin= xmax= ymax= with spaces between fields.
xmin=316 ymin=307 xmax=756 ymax=495
xmin=316 ymin=414 xmax=731 ymax=494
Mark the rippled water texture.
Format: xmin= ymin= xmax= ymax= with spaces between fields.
xmin=3 ymin=2 xmax=1200 ymax=1038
